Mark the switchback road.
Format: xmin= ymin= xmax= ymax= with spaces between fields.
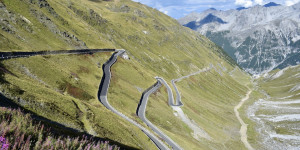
xmin=97 ymin=50 xmax=169 ymax=150
xmin=137 ymin=80 xmax=182 ymax=150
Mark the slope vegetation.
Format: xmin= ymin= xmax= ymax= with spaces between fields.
xmin=0 ymin=0 xmax=250 ymax=149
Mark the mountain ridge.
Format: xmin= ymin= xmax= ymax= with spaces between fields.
xmin=179 ymin=2 xmax=300 ymax=75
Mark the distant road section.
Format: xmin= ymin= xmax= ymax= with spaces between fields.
xmin=170 ymin=67 xmax=212 ymax=140
xmin=171 ymin=67 xmax=211 ymax=106
xmin=97 ymin=50 xmax=169 ymax=150
xmin=0 ymin=49 xmax=116 ymax=60
xmin=137 ymin=80 xmax=183 ymax=150
xmin=171 ymin=80 xmax=184 ymax=106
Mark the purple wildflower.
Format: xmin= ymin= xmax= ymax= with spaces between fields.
xmin=0 ymin=136 xmax=9 ymax=150
xmin=2 ymin=143 xmax=9 ymax=149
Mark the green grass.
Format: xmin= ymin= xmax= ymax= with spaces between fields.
xmin=0 ymin=107 xmax=119 ymax=150
xmin=0 ymin=53 xmax=156 ymax=149
xmin=258 ymin=66 xmax=300 ymax=98
xmin=108 ymin=60 xmax=250 ymax=149
xmin=0 ymin=0 xmax=254 ymax=149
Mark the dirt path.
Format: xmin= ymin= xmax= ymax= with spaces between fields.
xmin=234 ymin=90 xmax=254 ymax=150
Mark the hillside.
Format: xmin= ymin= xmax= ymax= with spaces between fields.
xmin=0 ymin=106 xmax=119 ymax=149
xmin=0 ymin=0 xmax=251 ymax=149
xmin=179 ymin=2 xmax=300 ymax=75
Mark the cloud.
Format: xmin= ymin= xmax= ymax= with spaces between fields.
xmin=159 ymin=8 xmax=169 ymax=14
xmin=255 ymin=0 xmax=264 ymax=5
xmin=235 ymin=0 xmax=253 ymax=7
xmin=234 ymin=0 xmax=268 ymax=7
xmin=184 ymin=0 xmax=230 ymax=5
xmin=132 ymin=0 xmax=153 ymax=6
xmin=132 ymin=0 xmax=296 ymax=19
xmin=285 ymin=0 xmax=300 ymax=6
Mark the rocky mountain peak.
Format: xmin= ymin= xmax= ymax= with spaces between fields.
xmin=236 ymin=7 xmax=247 ymax=10
xmin=264 ymin=2 xmax=280 ymax=7
xmin=179 ymin=3 xmax=300 ymax=75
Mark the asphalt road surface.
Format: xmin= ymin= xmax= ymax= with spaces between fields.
xmin=137 ymin=79 xmax=183 ymax=150
xmin=171 ymin=79 xmax=184 ymax=106
xmin=97 ymin=50 xmax=170 ymax=150
xmin=156 ymin=77 xmax=183 ymax=106
xmin=2 ymin=48 xmax=180 ymax=149
xmin=0 ymin=49 xmax=115 ymax=60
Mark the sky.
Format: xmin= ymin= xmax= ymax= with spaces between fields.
xmin=132 ymin=0 xmax=300 ymax=19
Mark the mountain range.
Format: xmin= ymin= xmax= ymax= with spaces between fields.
xmin=179 ymin=2 xmax=300 ymax=75
xmin=1 ymin=0 xmax=300 ymax=149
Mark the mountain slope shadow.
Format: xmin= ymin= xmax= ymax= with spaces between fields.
xmin=0 ymin=93 xmax=139 ymax=150
xmin=184 ymin=13 xmax=227 ymax=30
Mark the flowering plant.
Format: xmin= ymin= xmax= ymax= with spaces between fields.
xmin=0 ymin=136 xmax=9 ymax=150
xmin=0 ymin=107 xmax=119 ymax=150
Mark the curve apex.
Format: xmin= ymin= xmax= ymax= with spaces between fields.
xmin=116 ymin=49 xmax=126 ymax=52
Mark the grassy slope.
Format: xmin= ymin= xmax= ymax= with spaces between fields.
xmin=0 ymin=107 xmax=119 ymax=150
xmin=1 ymin=54 xmax=155 ymax=149
xmin=0 ymin=0 xmax=251 ymax=149
xmin=145 ymin=69 xmax=250 ymax=150
xmin=259 ymin=66 xmax=300 ymax=99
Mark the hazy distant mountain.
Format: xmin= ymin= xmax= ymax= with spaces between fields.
xmin=179 ymin=2 xmax=300 ymax=75
xmin=263 ymin=2 xmax=280 ymax=7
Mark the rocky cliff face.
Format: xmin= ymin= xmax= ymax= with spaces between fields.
xmin=179 ymin=2 xmax=300 ymax=75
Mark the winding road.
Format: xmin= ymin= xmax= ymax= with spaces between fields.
xmin=0 ymin=49 xmax=115 ymax=60
xmin=171 ymin=80 xmax=184 ymax=106
xmin=137 ymin=79 xmax=182 ymax=150
xmin=135 ymin=67 xmax=214 ymax=148
xmin=156 ymin=77 xmax=183 ymax=107
xmin=169 ymin=67 xmax=211 ymax=107
xmin=2 ymin=49 xmax=243 ymax=149
xmin=1 ymin=49 xmax=170 ymax=149
xmin=97 ymin=50 xmax=169 ymax=150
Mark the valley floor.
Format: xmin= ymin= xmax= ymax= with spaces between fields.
xmin=234 ymin=89 xmax=254 ymax=150
xmin=241 ymin=65 xmax=300 ymax=150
